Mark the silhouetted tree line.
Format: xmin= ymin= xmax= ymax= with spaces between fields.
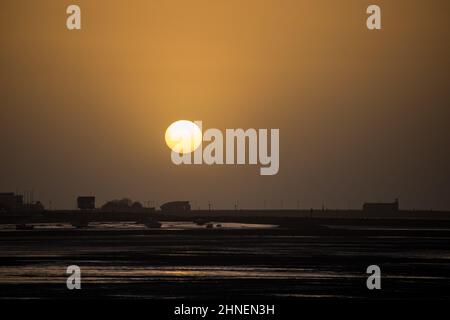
xmin=101 ymin=198 xmax=143 ymax=211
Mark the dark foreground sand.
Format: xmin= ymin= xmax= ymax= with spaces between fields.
xmin=0 ymin=226 xmax=450 ymax=300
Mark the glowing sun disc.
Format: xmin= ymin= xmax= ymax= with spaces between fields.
xmin=165 ymin=120 xmax=202 ymax=154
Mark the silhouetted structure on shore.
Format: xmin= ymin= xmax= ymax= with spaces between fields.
xmin=101 ymin=198 xmax=150 ymax=212
xmin=0 ymin=192 xmax=44 ymax=213
xmin=77 ymin=196 xmax=95 ymax=210
xmin=0 ymin=193 xmax=23 ymax=211
xmin=363 ymin=199 xmax=399 ymax=213
xmin=160 ymin=201 xmax=191 ymax=212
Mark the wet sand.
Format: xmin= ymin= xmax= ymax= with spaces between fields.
xmin=1 ymin=226 xmax=450 ymax=300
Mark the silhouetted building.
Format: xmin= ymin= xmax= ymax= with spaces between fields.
xmin=0 ymin=192 xmax=24 ymax=212
xmin=160 ymin=201 xmax=191 ymax=212
xmin=363 ymin=199 xmax=399 ymax=213
xmin=77 ymin=196 xmax=96 ymax=210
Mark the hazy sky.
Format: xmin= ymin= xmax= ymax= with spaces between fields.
xmin=1 ymin=0 xmax=449 ymax=210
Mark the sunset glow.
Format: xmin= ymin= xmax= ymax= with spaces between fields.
xmin=165 ymin=120 xmax=202 ymax=154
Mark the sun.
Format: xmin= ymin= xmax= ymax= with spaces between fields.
xmin=165 ymin=120 xmax=202 ymax=154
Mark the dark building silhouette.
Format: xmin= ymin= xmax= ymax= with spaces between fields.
xmin=77 ymin=196 xmax=96 ymax=210
xmin=160 ymin=201 xmax=191 ymax=212
xmin=363 ymin=199 xmax=399 ymax=213
xmin=0 ymin=192 xmax=24 ymax=212
xmin=0 ymin=192 xmax=44 ymax=212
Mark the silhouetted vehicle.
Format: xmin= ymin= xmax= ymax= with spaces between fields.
xmin=363 ymin=199 xmax=399 ymax=213
xmin=160 ymin=201 xmax=191 ymax=212
xmin=30 ymin=201 xmax=45 ymax=211
xmin=206 ymin=223 xmax=214 ymax=229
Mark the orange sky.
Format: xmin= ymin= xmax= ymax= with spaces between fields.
xmin=1 ymin=0 xmax=449 ymax=209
